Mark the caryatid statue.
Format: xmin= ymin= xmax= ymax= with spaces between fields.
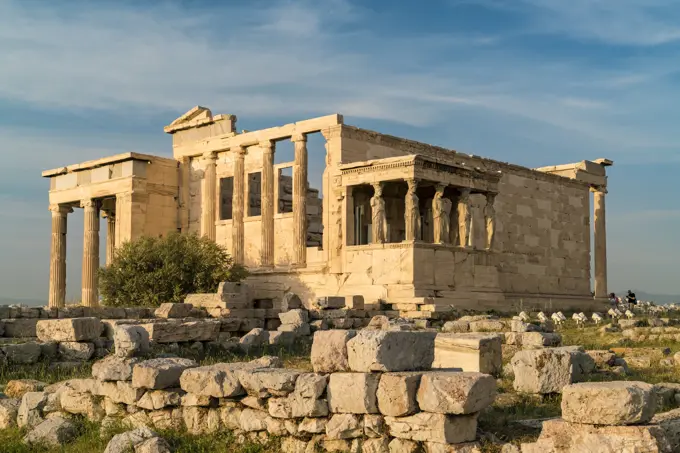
xmin=433 ymin=184 xmax=452 ymax=244
xmin=484 ymin=193 xmax=496 ymax=249
xmin=370 ymin=182 xmax=387 ymax=244
xmin=405 ymin=179 xmax=421 ymax=241
xmin=457 ymin=189 xmax=471 ymax=247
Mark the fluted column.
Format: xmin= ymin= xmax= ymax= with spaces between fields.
xmin=48 ymin=204 xmax=71 ymax=308
xmin=81 ymin=199 xmax=100 ymax=307
xmin=592 ymin=186 xmax=608 ymax=298
xmin=232 ymin=146 xmax=246 ymax=264
xmin=261 ymin=140 xmax=275 ymax=267
xmin=292 ymin=134 xmax=308 ymax=267
xmin=201 ymin=151 xmax=217 ymax=241
xmin=457 ymin=189 xmax=471 ymax=247
xmin=102 ymin=210 xmax=116 ymax=265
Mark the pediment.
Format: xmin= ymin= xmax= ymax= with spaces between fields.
xmin=164 ymin=106 xmax=213 ymax=133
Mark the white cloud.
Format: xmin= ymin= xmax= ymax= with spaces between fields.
xmin=1 ymin=0 xmax=680 ymax=297
xmin=0 ymin=0 xmax=678 ymax=158
xmin=461 ymin=0 xmax=680 ymax=46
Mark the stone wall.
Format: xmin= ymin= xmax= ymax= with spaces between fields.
xmin=336 ymin=126 xmax=594 ymax=310
xmin=494 ymin=172 xmax=591 ymax=298
xmin=3 ymin=330 xmax=498 ymax=452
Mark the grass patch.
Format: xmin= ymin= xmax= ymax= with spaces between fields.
xmin=0 ymin=420 xmax=279 ymax=453
xmin=0 ymin=361 xmax=92 ymax=387
xmin=159 ymin=429 xmax=280 ymax=453
xmin=0 ymin=419 xmax=113 ymax=453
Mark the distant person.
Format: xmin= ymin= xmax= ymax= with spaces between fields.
xmin=626 ymin=290 xmax=637 ymax=309
xmin=608 ymin=292 xmax=617 ymax=307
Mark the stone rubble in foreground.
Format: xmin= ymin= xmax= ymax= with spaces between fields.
xmin=10 ymin=328 xmax=500 ymax=452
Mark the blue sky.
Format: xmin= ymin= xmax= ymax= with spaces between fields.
xmin=1 ymin=0 xmax=680 ymax=302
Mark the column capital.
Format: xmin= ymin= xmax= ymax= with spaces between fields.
xmin=80 ymin=199 xmax=99 ymax=209
xmin=291 ymin=133 xmax=307 ymax=143
xmin=435 ymin=183 xmax=447 ymax=193
xmin=49 ymin=204 xmax=73 ymax=215
xmin=406 ymin=178 xmax=419 ymax=191
xmin=231 ymin=145 xmax=247 ymax=156
xmin=203 ymin=151 xmax=218 ymax=161
xmin=485 ymin=192 xmax=497 ymax=203
xmin=590 ymin=185 xmax=608 ymax=194
xmin=260 ymin=139 xmax=275 ymax=154
xmin=101 ymin=209 xmax=115 ymax=219
xmin=459 ymin=188 xmax=471 ymax=200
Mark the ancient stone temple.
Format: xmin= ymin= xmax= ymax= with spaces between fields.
xmin=43 ymin=106 xmax=612 ymax=315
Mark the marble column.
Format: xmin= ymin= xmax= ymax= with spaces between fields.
xmin=201 ymin=151 xmax=217 ymax=241
xmin=457 ymin=189 xmax=471 ymax=247
xmin=48 ymin=204 xmax=71 ymax=308
xmin=102 ymin=210 xmax=116 ymax=265
xmin=592 ymin=186 xmax=608 ymax=298
xmin=261 ymin=140 xmax=275 ymax=267
xmin=232 ymin=146 xmax=246 ymax=264
xmin=81 ymin=199 xmax=100 ymax=307
xmin=179 ymin=156 xmax=191 ymax=233
xmin=292 ymin=134 xmax=308 ymax=266
xmin=404 ymin=179 xmax=420 ymax=241
xmin=484 ymin=193 xmax=496 ymax=250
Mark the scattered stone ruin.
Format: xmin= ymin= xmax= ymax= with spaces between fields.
xmin=43 ymin=106 xmax=613 ymax=315
xmin=2 ymin=327 xmax=502 ymax=452
xmin=4 ymin=304 xmax=680 ymax=451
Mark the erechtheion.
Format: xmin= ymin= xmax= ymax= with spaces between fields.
xmin=43 ymin=107 xmax=612 ymax=316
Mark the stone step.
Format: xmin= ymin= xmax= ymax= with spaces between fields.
xmin=387 ymin=297 xmax=435 ymax=305
xmin=386 ymin=285 xmax=436 ymax=299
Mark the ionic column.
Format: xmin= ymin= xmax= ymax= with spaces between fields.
xmin=179 ymin=156 xmax=191 ymax=233
xmin=484 ymin=193 xmax=496 ymax=250
xmin=592 ymin=186 xmax=608 ymax=298
xmin=261 ymin=140 xmax=275 ymax=267
xmin=201 ymin=151 xmax=217 ymax=241
xmin=81 ymin=199 xmax=100 ymax=307
xmin=232 ymin=146 xmax=246 ymax=264
xmin=457 ymin=189 xmax=471 ymax=247
xmin=102 ymin=210 xmax=116 ymax=265
xmin=292 ymin=134 xmax=308 ymax=267
xmin=48 ymin=204 xmax=71 ymax=308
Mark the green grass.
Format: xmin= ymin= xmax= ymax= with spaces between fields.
xmin=0 ymin=419 xmax=280 ymax=453
xmin=0 ymin=362 xmax=92 ymax=389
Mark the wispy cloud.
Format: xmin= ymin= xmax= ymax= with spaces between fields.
xmin=1 ymin=0 xmax=680 ymax=297
xmin=462 ymin=0 xmax=680 ymax=46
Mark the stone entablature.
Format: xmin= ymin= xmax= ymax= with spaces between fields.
xmin=338 ymin=154 xmax=501 ymax=194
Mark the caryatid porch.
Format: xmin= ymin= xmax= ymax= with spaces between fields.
xmin=340 ymin=155 xmax=501 ymax=249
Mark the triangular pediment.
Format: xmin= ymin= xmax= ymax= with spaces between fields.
xmin=164 ymin=106 xmax=214 ymax=133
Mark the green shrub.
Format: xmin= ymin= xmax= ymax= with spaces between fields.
xmin=99 ymin=232 xmax=247 ymax=307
